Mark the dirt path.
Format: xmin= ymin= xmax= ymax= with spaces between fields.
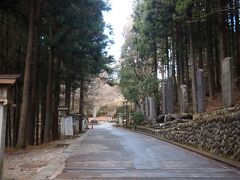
xmin=3 ymin=136 xmax=79 ymax=180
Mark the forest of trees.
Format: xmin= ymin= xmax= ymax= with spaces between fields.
xmin=119 ymin=0 xmax=240 ymax=115
xmin=0 ymin=0 xmax=113 ymax=149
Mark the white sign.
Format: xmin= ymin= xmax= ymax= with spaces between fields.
xmin=65 ymin=116 xmax=73 ymax=136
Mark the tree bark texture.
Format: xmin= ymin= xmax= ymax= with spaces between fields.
xmin=189 ymin=23 xmax=198 ymax=113
xmin=65 ymin=80 xmax=71 ymax=115
xmin=79 ymin=80 xmax=84 ymax=132
xmin=43 ymin=27 xmax=54 ymax=143
xmin=27 ymin=0 xmax=41 ymax=145
xmin=17 ymin=0 xmax=36 ymax=149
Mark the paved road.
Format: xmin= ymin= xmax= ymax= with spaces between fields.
xmin=55 ymin=123 xmax=240 ymax=179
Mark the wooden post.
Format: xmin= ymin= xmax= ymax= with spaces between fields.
xmin=0 ymin=74 xmax=19 ymax=178
xmin=0 ymin=102 xmax=7 ymax=179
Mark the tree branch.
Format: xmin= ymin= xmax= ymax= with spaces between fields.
xmin=186 ymin=6 xmax=240 ymax=23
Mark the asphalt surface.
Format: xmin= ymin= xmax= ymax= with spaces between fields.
xmin=55 ymin=123 xmax=240 ymax=179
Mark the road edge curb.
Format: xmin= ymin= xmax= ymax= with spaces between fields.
xmin=32 ymin=130 xmax=90 ymax=180
xmin=124 ymin=127 xmax=240 ymax=170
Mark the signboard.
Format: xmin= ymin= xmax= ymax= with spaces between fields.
xmin=64 ymin=116 xmax=73 ymax=136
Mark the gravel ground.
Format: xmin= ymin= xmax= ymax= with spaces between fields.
xmin=3 ymin=137 xmax=80 ymax=180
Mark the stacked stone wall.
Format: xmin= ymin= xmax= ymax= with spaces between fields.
xmin=137 ymin=106 xmax=240 ymax=161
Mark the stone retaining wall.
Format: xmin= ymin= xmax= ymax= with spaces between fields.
xmin=137 ymin=106 xmax=240 ymax=161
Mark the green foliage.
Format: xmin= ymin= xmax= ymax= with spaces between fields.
xmin=131 ymin=111 xmax=144 ymax=125
xmin=0 ymin=0 xmax=114 ymax=147
xmin=141 ymin=76 xmax=160 ymax=97
xmin=118 ymin=0 xmax=164 ymax=103
xmin=175 ymin=0 xmax=192 ymax=15
xmin=116 ymin=106 xmax=125 ymax=115
xmin=41 ymin=0 xmax=113 ymax=91
xmin=118 ymin=66 xmax=160 ymax=102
